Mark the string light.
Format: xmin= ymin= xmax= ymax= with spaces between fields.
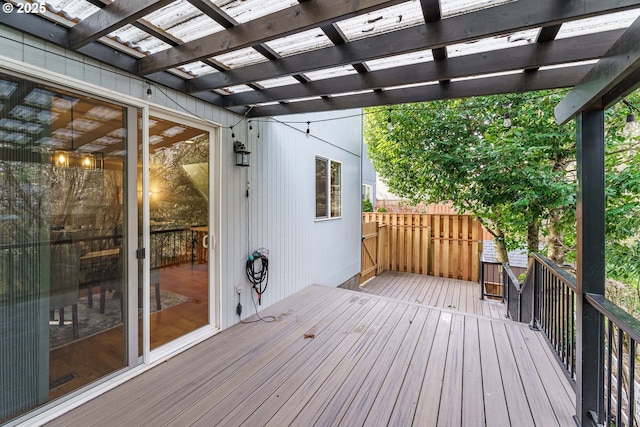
xmin=503 ymin=112 xmax=511 ymax=128
xmin=306 ymin=121 xmax=310 ymax=134
xmin=623 ymin=100 xmax=638 ymax=136
xmin=146 ymin=84 xmax=153 ymax=100
xmin=387 ymin=108 xmax=393 ymax=131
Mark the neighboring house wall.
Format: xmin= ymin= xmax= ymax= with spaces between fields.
xmin=362 ymin=142 xmax=376 ymax=206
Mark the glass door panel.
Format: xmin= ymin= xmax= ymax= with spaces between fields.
xmin=0 ymin=73 xmax=131 ymax=422
xmin=145 ymin=115 xmax=209 ymax=350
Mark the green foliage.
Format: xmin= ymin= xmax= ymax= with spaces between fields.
xmin=604 ymin=90 xmax=640 ymax=287
xmin=362 ymin=198 xmax=373 ymax=212
xmin=365 ymin=91 xmax=575 ymax=251
xmin=377 ymin=207 xmax=387 ymax=212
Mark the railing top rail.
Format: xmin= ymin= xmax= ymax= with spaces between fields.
xmin=502 ymin=262 xmax=524 ymax=292
xmin=585 ymin=293 xmax=640 ymax=343
xmin=531 ymin=252 xmax=577 ymax=292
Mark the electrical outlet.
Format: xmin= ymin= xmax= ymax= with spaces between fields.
xmin=235 ymin=285 xmax=242 ymax=295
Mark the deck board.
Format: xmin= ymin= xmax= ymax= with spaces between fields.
xmin=47 ymin=284 xmax=575 ymax=427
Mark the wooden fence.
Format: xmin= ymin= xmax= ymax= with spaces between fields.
xmin=361 ymin=213 xmax=483 ymax=283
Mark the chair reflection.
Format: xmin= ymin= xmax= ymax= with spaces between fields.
xmin=98 ymin=249 xmax=162 ymax=318
xmin=49 ymin=244 xmax=82 ymax=339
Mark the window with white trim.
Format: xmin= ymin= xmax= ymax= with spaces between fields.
xmin=315 ymin=156 xmax=342 ymax=219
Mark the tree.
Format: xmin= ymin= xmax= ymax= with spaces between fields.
xmin=603 ymin=90 xmax=640 ymax=295
xmin=365 ymin=91 xmax=575 ymax=263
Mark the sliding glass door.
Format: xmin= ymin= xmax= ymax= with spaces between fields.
xmin=143 ymin=113 xmax=210 ymax=350
xmin=0 ymin=72 xmax=133 ymax=422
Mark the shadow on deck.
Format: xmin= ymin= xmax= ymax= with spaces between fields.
xmin=48 ymin=284 xmax=575 ymax=426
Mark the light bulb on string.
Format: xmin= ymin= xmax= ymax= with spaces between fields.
xmin=387 ymin=108 xmax=393 ymax=132
xmin=306 ymin=121 xmax=310 ymax=135
xmin=621 ymin=99 xmax=639 ymax=136
xmin=503 ymin=112 xmax=512 ymax=128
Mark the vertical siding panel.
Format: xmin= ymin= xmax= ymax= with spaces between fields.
xmin=0 ymin=27 xmax=24 ymax=60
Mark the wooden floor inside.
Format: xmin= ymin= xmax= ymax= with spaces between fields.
xmin=48 ymin=281 xmax=575 ymax=426
xmin=360 ymin=270 xmax=507 ymax=319
xmin=48 ymin=263 xmax=208 ymax=400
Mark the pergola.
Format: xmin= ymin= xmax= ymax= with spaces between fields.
xmin=3 ymin=1 xmax=640 ymax=426
xmin=1 ymin=0 xmax=638 ymax=118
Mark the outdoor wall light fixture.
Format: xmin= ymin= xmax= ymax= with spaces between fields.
xmin=234 ymin=141 xmax=250 ymax=167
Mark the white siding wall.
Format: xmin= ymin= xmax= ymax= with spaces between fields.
xmin=220 ymin=112 xmax=362 ymax=328
xmin=0 ymin=28 xmax=362 ymax=330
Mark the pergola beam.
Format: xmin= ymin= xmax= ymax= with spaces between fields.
xmin=243 ymin=65 xmax=591 ymax=117
xmin=221 ymin=30 xmax=620 ymax=107
xmin=137 ymin=0 xmax=406 ymax=75
xmin=69 ymin=0 xmax=175 ymax=49
xmin=187 ymin=0 xmax=639 ymax=92
xmin=555 ymin=15 xmax=640 ymax=125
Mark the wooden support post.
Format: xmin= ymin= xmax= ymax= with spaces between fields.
xmin=575 ymin=109 xmax=605 ymax=426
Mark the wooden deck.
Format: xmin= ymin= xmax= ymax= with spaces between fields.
xmin=361 ymin=271 xmax=507 ymax=319
xmin=48 ymin=284 xmax=575 ymax=427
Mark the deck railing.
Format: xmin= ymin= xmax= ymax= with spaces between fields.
xmin=529 ymin=253 xmax=577 ymax=380
xmin=527 ymin=253 xmax=640 ymax=426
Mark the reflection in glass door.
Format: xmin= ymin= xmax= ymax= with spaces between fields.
xmin=143 ymin=115 xmax=209 ymax=350
xmin=0 ymin=72 xmax=131 ymax=422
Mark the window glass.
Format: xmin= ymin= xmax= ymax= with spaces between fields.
xmin=315 ymin=157 xmax=328 ymax=218
xmin=315 ymin=156 xmax=341 ymax=219
xmin=331 ymin=161 xmax=342 ymax=217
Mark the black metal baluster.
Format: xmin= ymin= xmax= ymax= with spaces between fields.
xmin=617 ymin=326 xmax=624 ymax=426
xmin=607 ymin=319 xmax=613 ymax=425
xmin=570 ymin=288 xmax=576 ymax=377
xmin=558 ymin=283 xmax=570 ymax=370
xmin=629 ymin=338 xmax=636 ymax=427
